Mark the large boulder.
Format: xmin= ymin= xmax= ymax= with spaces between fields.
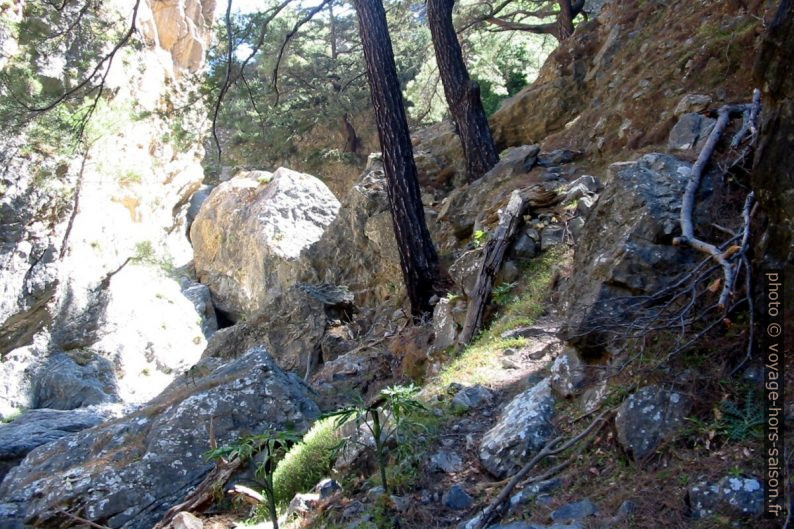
xmin=0 ymin=405 xmax=129 ymax=481
xmin=31 ymin=352 xmax=119 ymax=410
xmin=191 ymin=168 xmax=341 ymax=320
xmin=479 ymin=378 xmax=556 ymax=479
xmin=561 ymin=154 xmax=700 ymax=353
xmin=411 ymin=121 xmax=467 ymax=189
xmin=490 ymin=72 xmax=587 ymax=150
xmin=0 ymin=347 xmax=319 ymax=528
xmin=0 ymin=263 xmax=212 ymax=416
xmin=297 ymin=157 xmax=403 ymax=309
xmin=202 ymin=283 xmax=355 ymax=374
xmin=69 ymin=265 xmax=210 ymax=405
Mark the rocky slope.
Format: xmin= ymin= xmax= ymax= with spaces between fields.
xmin=0 ymin=0 xmax=790 ymax=528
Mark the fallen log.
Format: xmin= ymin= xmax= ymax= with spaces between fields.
xmin=460 ymin=190 xmax=528 ymax=344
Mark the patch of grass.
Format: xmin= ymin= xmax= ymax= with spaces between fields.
xmin=272 ymin=416 xmax=341 ymax=506
xmin=130 ymin=240 xmax=176 ymax=276
xmin=117 ymin=169 xmax=143 ymax=186
xmin=1 ymin=409 xmax=24 ymax=424
xmin=429 ymin=247 xmax=566 ymax=393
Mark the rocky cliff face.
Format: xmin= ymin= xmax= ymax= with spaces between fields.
xmin=0 ymin=0 xmax=215 ymax=415
xmin=491 ymin=0 xmax=764 ymax=158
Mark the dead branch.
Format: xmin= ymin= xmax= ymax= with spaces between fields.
xmin=210 ymin=0 xmax=292 ymax=160
xmin=58 ymin=150 xmax=89 ymax=259
xmin=730 ymin=89 xmax=762 ymax=148
xmin=211 ymin=0 xmax=236 ymax=162
xmin=460 ymin=190 xmax=528 ymax=344
xmin=228 ymin=484 xmax=265 ymax=505
xmin=271 ymin=0 xmax=333 ymax=105
xmin=12 ymin=0 xmax=144 ymax=143
xmin=152 ymin=458 xmax=243 ymax=529
xmin=56 ymin=509 xmax=113 ymax=529
xmin=674 ymin=90 xmax=761 ymax=309
xmin=729 ymin=192 xmax=757 ymax=375
xmin=473 ymin=408 xmax=612 ymax=529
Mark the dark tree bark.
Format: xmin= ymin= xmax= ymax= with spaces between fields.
xmin=556 ymin=0 xmax=579 ymax=40
xmin=353 ymin=0 xmax=442 ymax=316
xmin=427 ymin=0 xmax=499 ymax=180
xmin=342 ymin=112 xmax=360 ymax=154
xmin=752 ymin=0 xmax=794 ymax=277
xmin=484 ymin=0 xmax=585 ymax=41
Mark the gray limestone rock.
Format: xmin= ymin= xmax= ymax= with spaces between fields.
xmin=479 ymin=378 xmax=555 ymax=478
xmin=0 ymin=347 xmax=319 ymax=528
xmin=668 ymin=113 xmax=715 ymax=152
xmin=32 ymin=352 xmax=119 ymax=410
xmin=688 ymin=476 xmax=763 ymax=519
xmin=615 ymin=385 xmax=690 ymax=461
xmin=551 ymin=499 xmax=597 ymax=522
xmin=191 ymin=168 xmax=341 ymax=320
xmin=561 ymin=154 xmax=702 ymax=353
xmin=443 ymin=484 xmax=473 ymax=510
xmin=549 ymin=347 xmax=586 ymax=398
xmin=451 ymin=385 xmax=494 ymax=413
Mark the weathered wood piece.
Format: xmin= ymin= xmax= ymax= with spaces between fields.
xmin=460 ymin=190 xmax=528 ymax=344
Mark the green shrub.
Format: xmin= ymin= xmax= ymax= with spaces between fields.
xmin=272 ymin=416 xmax=341 ymax=505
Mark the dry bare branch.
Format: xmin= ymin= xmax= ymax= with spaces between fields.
xmin=472 ymin=408 xmax=612 ymax=529
xmin=674 ymin=89 xmax=761 ymax=309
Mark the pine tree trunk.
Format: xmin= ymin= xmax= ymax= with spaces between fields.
xmin=556 ymin=0 xmax=576 ymax=40
xmin=427 ymin=0 xmax=499 ymax=180
xmin=753 ymin=0 xmax=794 ymax=270
xmin=353 ymin=0 xmax=442 ymax=316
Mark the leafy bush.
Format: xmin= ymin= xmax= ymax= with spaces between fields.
xmin=492 ymin=281 xmax=518 ymax=305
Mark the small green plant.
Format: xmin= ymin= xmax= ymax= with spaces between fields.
xmin=326 ymin=384 xmax=426 ymax=493
xmin=132 ymin=240 xmax=156 ymax=263
xmin=1 ymin=409 xmax=24 ymax=424
xmin=492 ymin=281 xmax=518 ymax=305
xmin=473 ymin=229 xmax=488 ymax=247
xmin=445 ymin=291 xmax=462 ymax=302
xmin=117 ymin=169 xmax=143 ymax=186
xmin=205 ymin=430 xmax=300 ymax=529
xmin=716 ymin=389 xmax=764 ymax=442
xmin=130 ymin=240 xmax=176 ymax=275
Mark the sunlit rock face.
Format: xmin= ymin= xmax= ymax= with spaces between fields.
xmin=0 ymin=0 xmax=215 ymax=417
xmin=191 ymin=168 xmax=341 ymax=320
xmin=147 ymin=0 xmax=217 ymax=73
